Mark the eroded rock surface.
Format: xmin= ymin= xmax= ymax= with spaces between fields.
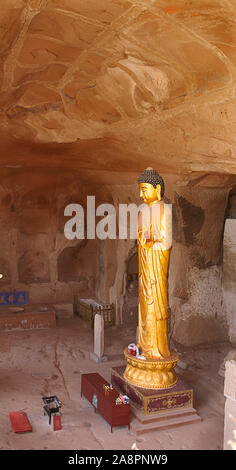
xmin=0 ymin=1 xmax=236 ymax=176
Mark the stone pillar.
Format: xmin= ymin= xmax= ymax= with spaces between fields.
xmin=223 ymin=360 xmax=236 ymax=450
xmin=90 ymin=313 xmax=107 ymax=363
xmin=169 ymin=186 xmax=229 ymax=347
xmin=223 ymin=219 xmax=236 ymax=343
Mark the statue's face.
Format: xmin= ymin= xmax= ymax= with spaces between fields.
xmin=139 ymin=183 xmax=161 ymax=204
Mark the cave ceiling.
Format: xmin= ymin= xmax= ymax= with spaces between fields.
xmin=1 ymin=0 xmax=236 ymax=185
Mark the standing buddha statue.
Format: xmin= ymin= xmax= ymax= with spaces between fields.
xmin=124 ymin=168 xmax=178 ymax=389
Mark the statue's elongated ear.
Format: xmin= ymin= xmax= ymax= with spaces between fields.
xmin=156 ymin=184 xmax=161 ymax=201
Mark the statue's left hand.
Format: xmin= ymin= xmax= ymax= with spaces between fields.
xmin=138 ymin=229 xmax=154 ymax=248
xmin=144 ymin=230 xmax=150 ymax=241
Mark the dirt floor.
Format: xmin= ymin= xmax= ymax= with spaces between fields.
xmin=0 ymin=317 xmax=233 ymax=450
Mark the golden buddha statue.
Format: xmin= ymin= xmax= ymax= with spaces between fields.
xmin=124 ymin=168 xmax=178 ymax=389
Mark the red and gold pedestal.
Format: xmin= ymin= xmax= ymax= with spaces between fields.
xmin=111 ymin=362 xmax=201 ymax=433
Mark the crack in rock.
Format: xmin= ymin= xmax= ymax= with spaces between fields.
xmin=89 ymin=428 xmax=104 ymax=450
xmin=54 ymin=338 xmax=71 ymax=401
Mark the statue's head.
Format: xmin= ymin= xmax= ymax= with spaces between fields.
xmin=138 ymin=167 xmax=165 ymax=204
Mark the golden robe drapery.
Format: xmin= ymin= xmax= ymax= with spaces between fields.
xmin=137 ymin=202 xmax=171 ymax=359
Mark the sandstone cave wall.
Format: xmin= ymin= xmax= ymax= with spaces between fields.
xmin=169 ymin=186 xmax=229 ymax=346
xmin=0 ymin=169 xmax=103 ymax=305
xmin=0 ymin=169 xmax=232 ymax=346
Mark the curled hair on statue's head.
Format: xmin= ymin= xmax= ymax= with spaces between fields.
xmin=138 ymin=167 xmax=165 ymax=198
